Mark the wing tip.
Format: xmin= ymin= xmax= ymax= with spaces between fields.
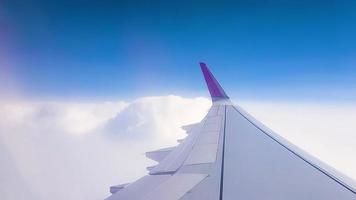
xmin=199 ymin=62 xmax=207 ymax=68
xmin=199 ymin=62 xmax=229 ymax=101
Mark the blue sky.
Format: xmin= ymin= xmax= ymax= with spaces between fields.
xmin=1 ymin=0 xmax=356 ymax=101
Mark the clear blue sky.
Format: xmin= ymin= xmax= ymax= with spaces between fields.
xmin=1 ymin=0 xmax=356 ymax=101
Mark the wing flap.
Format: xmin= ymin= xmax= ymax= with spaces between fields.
xmin=105 ymin=175 xmax=170 ymax=200
xmin=177 ymin=139 xmax=184 ymax=143
xmin=148 ymin=105 xmax=222 ymax=175
xmin=106 ymin=173 xmax=208 ymax=200
xmin=144 ymin=173 xmax=208 ymax=200
xmin=110 ymin=183 xmax=129 ymax=194
xmin=183 ymin=107 xmax=224 ymax=166
xmin=145 ymin=147 xmax=175 ymax=162
xmin=182 ymin=123 xmax=199 ymax=133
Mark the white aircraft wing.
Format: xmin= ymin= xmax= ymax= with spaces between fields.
xmin=106 ymin=63 xmax=356 ymax=200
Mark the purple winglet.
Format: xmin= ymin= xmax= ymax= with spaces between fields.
xmin=200 ymin=62 xmax=229 ymax=102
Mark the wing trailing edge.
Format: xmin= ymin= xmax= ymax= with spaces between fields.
xmin=145 ymin=147 xmax=175 ymax=162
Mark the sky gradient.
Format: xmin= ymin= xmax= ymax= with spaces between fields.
xmin=1 ymin=2 xmax=356 ymax=199
xmin=1 ymin=0 xmax=356 ymax=101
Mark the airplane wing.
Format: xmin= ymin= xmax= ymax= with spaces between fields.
xmin=106 ymin=63 xmax=356 ymax=200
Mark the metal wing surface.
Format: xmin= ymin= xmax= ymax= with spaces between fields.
xmin=105 ymin=63 xmax=356 ymax=200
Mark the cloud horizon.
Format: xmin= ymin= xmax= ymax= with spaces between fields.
xmin=0 ymin=96 xmax=355 ymax=200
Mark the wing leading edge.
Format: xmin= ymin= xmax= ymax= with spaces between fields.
xmin=105 ymin=63 xmax=356 ymax=200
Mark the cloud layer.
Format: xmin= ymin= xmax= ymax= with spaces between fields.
xmin=0 ymin=96 xmax=355 ymax=200
xmin=0 ymin=96 xmax=210 ymax=200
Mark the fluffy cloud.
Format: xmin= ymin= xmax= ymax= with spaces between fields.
xmin=104 ymin=96 xmax=210 ymax=142
xmin=0 ymin=96 xmax=210 ymax=200
xmin=0 ymin=97 xmax=355 ymax=200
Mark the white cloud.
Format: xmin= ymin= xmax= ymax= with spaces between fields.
xmin=0 ymin=97 xmax=356 ymax=200
xmin=0 ymin=96 xmax=211 ymax=200
xmin=104 ymin=96 xmax=210 ymax=143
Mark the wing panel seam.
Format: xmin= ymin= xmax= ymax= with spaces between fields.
xmin=219 ymin=105 xmax=227 ymax=200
